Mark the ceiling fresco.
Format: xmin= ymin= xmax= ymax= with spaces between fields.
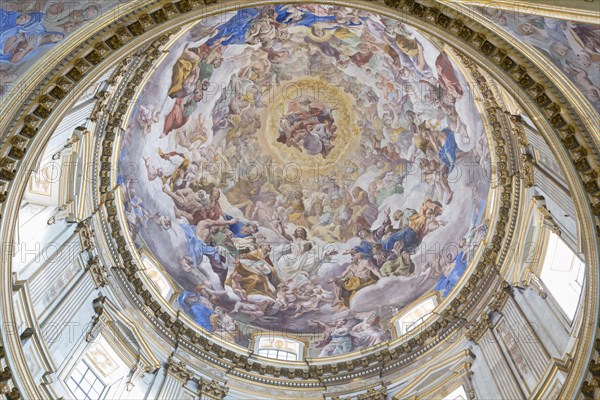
xmin=118 ymin=4 xmax=492 ymax=357
xmin=0 ymin=0 xmax=124 ymax=99
xmin=477 ymin=7 xmax=600 ymax=111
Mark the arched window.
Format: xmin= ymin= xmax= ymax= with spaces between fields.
xmin=141 ymin=254 xmax=173 ymax=299
xmin=254 ymin=336 xmax=304 ymax=361
xmin=394 ymin=295 xmax=438 ymax=337
xmin=540 ymin=231 xmax=585 ymax=321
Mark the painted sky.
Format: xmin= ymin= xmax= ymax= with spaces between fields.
xmin=0 ymin=0 xmax=126 ymax=100
xmin=118 ymin=4 xmax=492 ymax=357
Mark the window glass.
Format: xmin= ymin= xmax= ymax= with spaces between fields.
xmin=540 ymin=232 xmax=585 ymax=321
xmin=256 ymin=336 xmax=302 ymax=361
xmin=257 ymin=348 xmax=298 ymax=361
xmin=67 ymin=361 xmax=106 ymax=400
xmin=395 ymin=296 xmax=437 ymax=336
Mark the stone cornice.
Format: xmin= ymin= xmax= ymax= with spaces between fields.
xmin=198 ymin=378 xmax=229 ymax=399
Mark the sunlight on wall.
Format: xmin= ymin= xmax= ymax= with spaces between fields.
xmin=255 ymin=336 xmax=303 ymax=361
xmin=443 ymin=385 xmax=468 ymax=400
xmin=141 ymin=255 xmax=172 ymax=299
xmin=540 ymin=232 xmax=585 ymax=321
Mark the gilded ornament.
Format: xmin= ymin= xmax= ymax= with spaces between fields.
xmin=6 ymin=387 xmax=21 ymax=400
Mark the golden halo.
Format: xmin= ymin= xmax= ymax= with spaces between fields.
xmin=260 ymin=78 xmax=359 ymax=177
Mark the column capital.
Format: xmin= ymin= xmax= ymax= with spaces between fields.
xmin=198 ymin=378 xmax=229 ymax=400
xmin=356 ymin=385 xmax=388 ymax=400
xmin=519 ymin=154 xmax=535 ymax=189
xmin=86 ymin=255 xmax=110 ymax=288
xmin=466 ymin=313 xmax=493 ymax=344
xmin=165 ymin=357 xmax=192 ymax=384
xmin=488 ymin=281 xmax=514 ymax=314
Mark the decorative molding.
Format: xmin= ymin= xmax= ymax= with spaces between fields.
xmin=0 ymin=367 xmax=12 ymax=388
xmin=356 ymin=386 xmax=388 ymax=400
xmin=85 ymin=295 xmax=106 ymax=343
xmin=86 ymin=256 xmax=110 ymax=288
xmin=89 ymin=91 xmax=110 ymax=123
xmin=447 ymin=0 xmax=600 ymax=24
xmin=520 ymin=154 xmax=536 ymax=189
xmin=86 ymin=32 xmax=519 ymax=388
xmin=466 ymin=280 xmax=514 ymax=343
xmin=525 ymin=273 xmax=548 ymax=299
xmin=198 ymin=378 xmax=229 ymax=400
xmin=503 ymin=113 xmax=529 ymax=148
xmin=459 ymin=363 xmax=477 ymax=400
xmin=75 ymin=220 xmax=96 ymax=253
xmin=165 ymin=357 xmax=192 ymax=383
xmin=488 ymin=281 xmax=514 ymax=313
xmin=532 ymin=196 xmax=561 ymax=236
xmin=5 ymin=387 xmax=21 ymax=400
xmin=581 ymin=378 xmax=600 ymax=399
xmin=465 ymin=313 xmax=493 ymax=344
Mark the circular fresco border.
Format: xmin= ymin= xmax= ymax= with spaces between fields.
xmin=88 ymin=3 xmax=518 ymax=387
xmin=101 ymin=15 xmax=510 ymax=354
xmin=114 ymin=5 xmax=499 ymax=357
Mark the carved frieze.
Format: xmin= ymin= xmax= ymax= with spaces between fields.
xmin=198 ymin=378 xmax=229 ymax=399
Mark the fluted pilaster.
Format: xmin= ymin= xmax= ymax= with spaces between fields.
xmin=478 ymin=330 xmax=525 ymax=400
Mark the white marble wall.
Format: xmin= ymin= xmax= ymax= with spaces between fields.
xmin=478 ymin=328 xmax=525 ymax=399
xmin=513 ymin=288 xmax=570 ymax=358
xmin=155 ymin=368 xmax=186 ymax=400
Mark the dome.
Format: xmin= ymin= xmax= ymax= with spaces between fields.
xmin=118 ymin=5 xmax=491 ymax=357
xmin=0 ymin=1 xmax=598 ymax=399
